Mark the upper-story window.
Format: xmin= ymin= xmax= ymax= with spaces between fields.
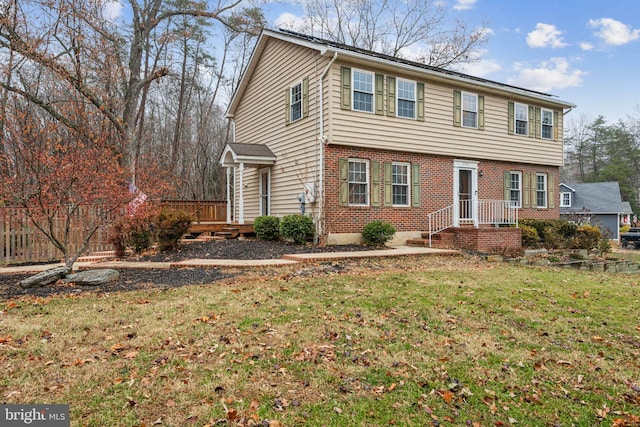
xmin=290 ymin=82 xmax=303 ymax=123
xmin=515 ymin=103 xmax=528 ymax=135
xmin=397 ymin=79 xmax=416 ymax=119
xmin=462 ymin=92 xmax=478 ymax=128
xmin=352 ymin=70 xmax=374 ymax=113
xmin=541 ymin=108 xmax=553 ymax=139
xmin=392 ymin=162 xmax=410 ymax=206
xmin=560 ymin=191 xmax=571 ymax=207
xmin=348 ymin=158 xmax=369 ymax=206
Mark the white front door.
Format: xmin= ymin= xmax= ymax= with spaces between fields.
xmin=453 ymin=160 xmax=478 ymax=227
xmin=259 ymin=168 xmax=270 ymax=216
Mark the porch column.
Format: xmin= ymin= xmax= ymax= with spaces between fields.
xmin=226 ymin=167 xmax=231 ymax=224
xmin=238 ymin=162 xmax=245 ymax=225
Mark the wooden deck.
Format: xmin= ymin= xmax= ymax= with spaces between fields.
xmin=186 ymin=222 xmax=255 ymax=238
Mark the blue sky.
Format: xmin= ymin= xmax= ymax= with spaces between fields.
xmin=262 ymin=0 xmax=640 ymax=124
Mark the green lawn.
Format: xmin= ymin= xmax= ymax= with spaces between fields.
xmin=1 ymin=256 xmax=640 ymax=426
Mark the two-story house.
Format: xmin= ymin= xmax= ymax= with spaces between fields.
xmin=221 ymin=28 xmax=576 ymax=251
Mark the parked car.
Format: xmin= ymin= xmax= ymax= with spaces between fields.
xmin=620 ymin=227 xmax=640 ymax=249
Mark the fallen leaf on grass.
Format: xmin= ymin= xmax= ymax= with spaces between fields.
xmin=0 ymin=335 xmax=13 ymax=343
xmin=124 ymin=351 xmax=139 ymax=359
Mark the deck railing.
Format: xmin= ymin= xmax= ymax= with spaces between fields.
xmin=477 ymin=199 xmax=519 ymax=226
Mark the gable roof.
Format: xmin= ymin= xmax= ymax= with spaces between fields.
xmin=220 ymin=143 xmax=276 ymax=167
xmin=560 ymin=182 xmax=626 ymax=214
xmin=227 ymin=28 xmax=576 ymax=118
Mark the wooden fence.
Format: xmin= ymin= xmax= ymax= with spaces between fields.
xmin=0 ymin=206 xmax=114 ymax=266
xmin=1 ymin=200 xmax=228 ymax=265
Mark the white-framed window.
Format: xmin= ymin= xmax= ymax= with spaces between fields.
xmin=392 ymin=162 xmax=410 ymax=206
xmin=560 ymin=192 xmax=571 ymax=207
xmin=397 ymin=78 xmax=416 ymax=119
xmin=515 ymin=103 xmax=528 ymax=136
xmin=352 ymin=69 xmax=374 ymax=113
xmin=536 ymin=173 xmax=547 ymax=208
xmin=290 ymin=81 xmax=303 ymax=123
xmin=348 ymin=158 xmax=369 ymax=206
xmin=509 ymin=171 xmax=522 ymax=208
xmin=462 ymin=92 xmax=478 ymax=128
xmin=541 ymin=108 xmax=553 ymax=139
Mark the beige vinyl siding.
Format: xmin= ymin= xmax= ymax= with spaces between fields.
xmin=233 ymin=39 xmax=330 ymax=219
xmin=329 ymin=61 xmax=565 ymax=167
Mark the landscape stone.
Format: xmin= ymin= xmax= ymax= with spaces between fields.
xmin=64 ymin=269 xmax=120 ymax=286
xmin=19 ymin=266 xmax=71 ymax=288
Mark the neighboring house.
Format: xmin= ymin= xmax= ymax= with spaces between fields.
xmin=221 ymin=28 xmax=575 ymax=251
xmin=559 ymin=182 xmax=630 ymax=240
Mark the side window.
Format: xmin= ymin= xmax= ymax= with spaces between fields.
xmin=560 ymin=191 xmax=571 ymax=207
xmin=396 ymin=79 xmax=416 ymax=119
xmin=290 ymin=82 xmax=302 ymax=123
xmin=352 ymin=70 xmax=374 ymax=113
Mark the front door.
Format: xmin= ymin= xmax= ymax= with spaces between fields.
xmin=453 ymin=160 xmax=478 ymax=226
xmin=259 ymin=168 xmax=270 ymax=216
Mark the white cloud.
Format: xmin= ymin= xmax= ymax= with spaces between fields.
xmin=453 ymin=0 xmax=477 ymax=11
xmin=508 ymin=58 xmax=586 ymax=92
xmin=274 ymin=12 xmax=306 ymax=31
xmin=526 ymin=23 xmax=568 ymax=48
xmin=103 ymin=0 xmax=124 ymax=20
xmin=580 ymin=42 xmax=594 ymax=51
xmin=588 ymin=18 xmax=640 ymax=46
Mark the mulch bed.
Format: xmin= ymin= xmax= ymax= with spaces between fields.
xmin=0 ymin=239 xmax=380 ymax=300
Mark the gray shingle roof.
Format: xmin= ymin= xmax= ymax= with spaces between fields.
xmin=227 ymin=143 xmax=276 ymax=158
xmin=560 ymin=182 xmax=626 ymax=214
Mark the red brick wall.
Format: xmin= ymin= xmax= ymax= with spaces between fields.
xmin=323 ymin=145 xmax=560 ymax=236
xmin=453 ymin=227 xmax=522 ymax=253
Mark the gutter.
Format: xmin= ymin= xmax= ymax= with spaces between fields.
xmin=316 ymin=51 xmax=338 ymax=244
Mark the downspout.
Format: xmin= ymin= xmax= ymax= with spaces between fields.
xmin=317 ymin=51 xmax=338 ymax=244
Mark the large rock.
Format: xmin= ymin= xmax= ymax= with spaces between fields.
xmin=64 ymin=269 xmax=119 ymax=286
xmin=19 ymin=266 xmax=72 ymax=288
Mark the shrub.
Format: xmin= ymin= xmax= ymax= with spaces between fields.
xmin=361 ymin=220 xmax=396 ymax=247
xmin=155 ymin=209 xmax=193 ymax=251
xmin=572 ymin=225 xmax=602 ymax=250
xmin=520 ymin=224 xmax=540 ymax=248
xmin=108 ymin=208 xmax=156 ymax=256
xmin=280 ymin=214 xmax=314 ymax=244
xmin=254 ymin=216 xmax=281 ymax=241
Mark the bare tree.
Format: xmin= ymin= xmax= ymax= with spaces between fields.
xmin=289 ymin=0 xmax=488 ymax=69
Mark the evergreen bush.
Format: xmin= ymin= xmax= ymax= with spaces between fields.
xmin=280 ymin=214 xmax=314 ymax=244
xmin=361 ymin=220 xmax=396 ymax=247
xmin=254 ymin=216 xmax=281 ymax=241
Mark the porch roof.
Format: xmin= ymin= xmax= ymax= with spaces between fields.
xmin=220 ymin=143 xmax=276 ymax=168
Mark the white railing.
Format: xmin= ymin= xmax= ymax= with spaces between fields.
xmin=427 ymin=204 xmax=454 ymax=247
xmin=427 ymin=200 xmax=518 ymax=247
xmin=478 ymin=199 xmax=519 ymax=226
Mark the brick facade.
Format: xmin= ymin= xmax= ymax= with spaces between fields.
xmin=323 ymin=145 xmax=560 ymax=237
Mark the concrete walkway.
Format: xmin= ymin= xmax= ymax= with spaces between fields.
xmin=0 ymin=246 xmax=459 ymax=274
